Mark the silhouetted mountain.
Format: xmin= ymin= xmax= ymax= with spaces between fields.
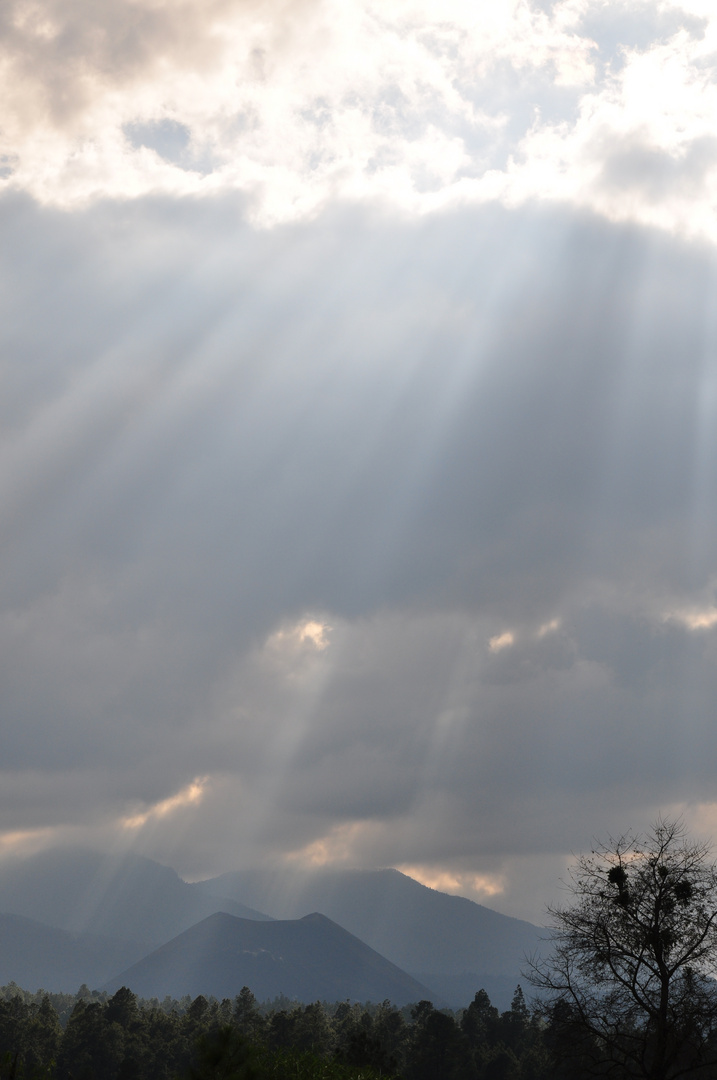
xmin=196 ymin=868 xmax=544 ymax=1008
xmin=105 ymin=911 xmax=437 ymax=1005
xmin=0 ymin=913 xmax=148 ymax=992
xmin=0 ymin=847 xmax=272 ymax=949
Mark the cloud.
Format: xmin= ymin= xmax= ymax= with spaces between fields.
xmin=0 ymin=0 xmax=266 ymax=125
xmin=665 ymin=605 xmax=717 ymax=630
xmin=3 ymin=0 xmax=717 ymax=240
xmin=7 ymin=3 xmax=717 ymax=927
xmin=121 ymin=776 xmax=209 ymax=830
xmin=2 ymin=191 xmax=717 ymax=919
xmin=599 ymin=135 xmax=717 ymax=201
xmin=488 ymin=631 xmax=515 ymax=652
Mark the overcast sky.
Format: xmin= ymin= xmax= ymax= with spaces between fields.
xmin=2 ymin=0 xmax=717 ymax=923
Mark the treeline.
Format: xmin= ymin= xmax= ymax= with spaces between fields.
xmin=0 ymin=981 xmax=583 ymax=1079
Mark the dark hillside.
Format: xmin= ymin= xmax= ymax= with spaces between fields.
xmin=104 ymin=910 xmax=438 ymax=1005
xmin=196 ymin=867 xmax=543 ymax=1007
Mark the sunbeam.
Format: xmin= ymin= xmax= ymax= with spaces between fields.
xmin=3 ymin=2 xmax=717 ymax=933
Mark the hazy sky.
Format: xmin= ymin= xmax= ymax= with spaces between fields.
xmin=3 ymin=0 xmax=717 ymax=923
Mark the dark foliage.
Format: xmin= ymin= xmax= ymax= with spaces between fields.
xmin=528 ymin=819 xmax=717 ymax=1080
xmin=0 ymin=980 xmax=565 ymax=1080
xmin=2 ymin=967 xmax=716 ymax=1080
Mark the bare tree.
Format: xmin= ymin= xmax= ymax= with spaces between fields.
xmin=527 ymin=819 xmax=717 ymax=1080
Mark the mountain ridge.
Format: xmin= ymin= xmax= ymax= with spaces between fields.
xmin=195 ymin=866 xmax=544 ymax=1007
xmin=103 ymin=910 xmax=440 ymax=1006
xmin=0 ymin=849 xmax=543 ymax=1007
xmin=0 ymin=847 xmax=272 ymax=946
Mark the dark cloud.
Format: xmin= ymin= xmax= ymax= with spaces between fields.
xmin=600 ymin=135 xmax=717 ymax=201
xmin=2 ymin=192 xmax=717 ymax=918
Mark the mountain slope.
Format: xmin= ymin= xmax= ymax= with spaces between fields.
xmin=0 ymin=913 xmax=148 ymax=992
xmin=0 ymin=848 xmax=272 ymax=947
xmin=196 ymin=868 xmax=544 ymax=1007
xmin=104 ymin=911 xmax=437 ymax=1005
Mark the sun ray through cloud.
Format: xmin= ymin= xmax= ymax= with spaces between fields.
xmin=2 ymin=1 xmax=717 ymax=931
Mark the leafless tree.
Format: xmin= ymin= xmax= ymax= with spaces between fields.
xmin=527 ymin=819 xmax=717 ymax=1080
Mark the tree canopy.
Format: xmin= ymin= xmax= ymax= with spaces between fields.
xmin=528 ymin=818 xmax=717 ymax=1080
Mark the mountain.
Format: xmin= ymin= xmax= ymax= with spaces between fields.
xmin=105 ymin=911 xmax=437 ymax=1005
xmin=196 ymin=868 xmax=544 ymax=1008
xmin=0 ymin=913 xmax=148 ymax=992
xmin=0 ymin=850 xmax=542 ymax=1006
xmin=0 ymin=848 xmax=272 ymax=948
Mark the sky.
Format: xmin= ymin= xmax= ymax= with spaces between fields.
xmin=2 ymin=0 xmax=717 ymax=924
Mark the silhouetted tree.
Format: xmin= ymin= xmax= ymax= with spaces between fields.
xmin=542 ymin=998 xmax=604 ymax=1080
xmin=26 ymin=995 xmax=62 ymax=1075
xmin=233 ymin=988 xmax=265 ymax=1044
xmin=186 ymin=1026 xmax=263 ymax=1080
xmin=528 ymin=818 xmax=717 ymax=1080
xmin=266 ymin=1008 xmax=300 ymax=1050
xmin=106 ymin=987 xmax=139 ymax=1030
xmin=405 ymin=1003 xmax=472 ymax=1080
xmin=58 ymin=1001 xmax=124 ymax=1080
xmin=495 ymin=986 xmax=531 ymax=1055
xmin=334 ymin=1000 xmax=404 ymax=1075
xmin=461 ymin=989 xmax=499 ymax=1054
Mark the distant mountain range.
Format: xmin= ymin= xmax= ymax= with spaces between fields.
xmin=104 ymin=911 xmax=437 ymax=1005
xmin=0 ymin=847 xmax=270 ymax=944
xmin=0 ymin=913 xmax=147 ymax=992
xmin=0 ymin=848 xmax=544 ymax=1008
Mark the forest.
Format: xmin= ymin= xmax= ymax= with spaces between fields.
xmin=0 ymin=979 xmax=580 ymax=1080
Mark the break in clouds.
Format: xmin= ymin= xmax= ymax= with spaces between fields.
xmin=2 ymin=0 xmax=717 ymax=922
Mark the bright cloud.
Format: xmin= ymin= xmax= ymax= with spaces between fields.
xmin=267 ymin=618 xmax=333 ymax=654
xmin=121 ymin=776 xmax=209 ymax=830
xmin=2 ymin=0 xmax=716 ymax=237
xmin=395 ymin=864 xmax=507 ymax=900
xmin=285 ymin=820 xmax=387 ymax=867
xmin=0 ymin=826 xmax=56 ymax=856
xmin=488 ymin=631 xmax=515 ymax=652
xmin=664 ymin=607 xmax=717 ymax=630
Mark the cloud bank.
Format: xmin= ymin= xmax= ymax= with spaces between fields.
xmin=2 ymin=181 xmax=717 ymax=919
xmin=1 ymin=0 xmax=717 ymax=238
